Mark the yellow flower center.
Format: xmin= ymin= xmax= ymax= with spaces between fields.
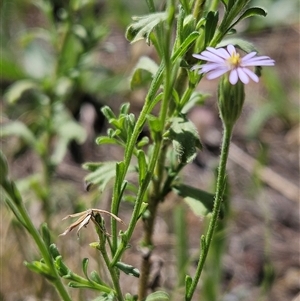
xmin=228 ymin=52 xmax=241 ymax=67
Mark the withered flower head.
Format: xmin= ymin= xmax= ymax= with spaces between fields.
xmin=60 ymin=209 xmax=124 ymax=237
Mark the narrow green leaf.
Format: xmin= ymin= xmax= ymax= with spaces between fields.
xmin=172 ymin=88 xmax=180 ymax=107
xmin=230 ymin=7 xmax=267 ymax=30
xmin=172 ymin=31 xmax=200 ymax=61
xmin=83 ymin=162 xmax=105 ymax=172
xmin=91 ymin=292 xmax=115 ymax=301
xmin=83 ymin=161 xmax=118 ymax=192
xmin=126 ymin=114 xmax=136 ymax=138
xmin=242 ymin=6 xmax=267 ymax=18
xmin=68 ymin=281 xmax=93 ymax=289
xmin=145 ymin=291 xmax=169 ymax=301
xmin=120 ymin=103 xmax=131 ymax=115
xmin=148 ymin=115 xmax=163 ymax=138
xmin=227 ymin=0 xmax=235 ymax=10
xmin=4 ymin=80 xmax=38 ymax=104
xmin=126 ymin=12 xmax=168 ymax=44
xmin=217 ymin=38 xmax=257 ymax=54
xmin=138 ymin=202 xmax=148 ymax=219
xmin=175 ymin=5 xmax=185 ymax=47
xmin=0 ymin=150 xmax=8 ymax=182
xmin=185 ymin=275 xmax=193 ymax=294
xmin=205 ymin=11 xmax=219 ymax=45
xmin=82 ymin=258 xmax=89 ymax=280
xmin=40 ymin=223 xmax=51 ymax=248
xmin=25 ymin=261 xmax=55 ymax=280
xmin=49 ymin=244 xmax=61 ymax=259
xmin=130 ymin=56 xmax=159 ymax=89
xmin=90 ymin=271 xmax=102 ymax=285
xmin=96 ymin=136 xmax=121 ymax=146
xmin=1 ymin=121 xmax=37 ymax=148
xmin=101 ymin=106 xmax=116 ymax=121
xmin=184 ymin=196 xmax=210 ymax=217
xmin=54 ymin=256 xmax=69 ymax=277
xmin=181 ymin=91 xmax=209 ymax=114
xmin=115 ymin=161 xmax=126 ymax=190
xmin=173 ymin=184 xmax=224 ymax=218
xmin=83 ymin=161 xmax=132 ymax=194
xmin=137 ymin=150 xmax=147 ymax=184
xmin=183 ymin=14 xmax=197 ymax=37
xmin=115 ymin=262 xmax=140 ymax=278
xmin=137 ymin=136 xmax=149 ymax=148
xmin=115 ymin=180 xmax=128 ymax=209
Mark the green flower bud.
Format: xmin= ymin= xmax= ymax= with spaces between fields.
xmin=217 ymin=75 xmax=245 ymax=129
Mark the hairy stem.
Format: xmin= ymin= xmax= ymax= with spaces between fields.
xmin=186 ymin=124 xmax=233 ymax=301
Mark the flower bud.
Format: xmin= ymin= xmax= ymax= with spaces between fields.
xmin=217 ymin=74 xmax=245 ymax=128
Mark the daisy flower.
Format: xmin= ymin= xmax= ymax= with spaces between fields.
xmin=192 ymin=44 xmax=275 ymax=85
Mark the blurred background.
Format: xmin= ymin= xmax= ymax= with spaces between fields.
xmin=0 ymin=0 xmax=299 ymax=300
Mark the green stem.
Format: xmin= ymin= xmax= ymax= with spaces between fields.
xmin=110 ymin=138 xmax=162 ymax=267
xmin=193 ymin=0 xmax=206 ymax=21
xmin=19 ymin=205 xmax=72 ymax=301
xmin=186 ymin=124 xmax=233 ymax=301
xmin=95 ymin=215 xmax=124 ymax=301
xmin=180 ymin=0 xmax=191 ymax=14
xmin=179 ymin=83 xmax=195 ymax=110
xmin=110 ymin=93 xmax=154 ymax=253
xmin=110 ymin=60 xmax=166 ymax=254
xmin=97 ymin=230 xmax=124 ymax=301
xmin=3 ymin=188 xmax=72 ymax=301
xmin=110 ymin=1 xmax=175 ymax=266
xmin=146 ymin=0 xmax=156 ymax=12
xmin=68 ymin=273 xmax=113 ymax=294
xmin=137 ymin=140 xmax=168 ymax=300
xmin=208 ymin=0 xmax=220 ymax=11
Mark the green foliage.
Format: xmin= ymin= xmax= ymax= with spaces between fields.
xmin=126 ymin=12 xmax=168 ymax=44
xmin=168 ymin=115 xmax=202 ymax=164
xmin=205 ymin=11 xmax=219 ymax=46
xmin=173 ymin=183 xmax=225 ymax=218
xmin=144 ymin=291 xmax=170 ymax=301
xmin=130 ymin=56 xmax=159 ymax=89
xmin=115 ymin=262 xmax=140 ymax=278
xmin=83 ymin=162 xmax=119 ymax=192
xmin=1 ymin=1 xmax=280 ymax=301
xmin=99 ymin=103 xmax=138 ymax=147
